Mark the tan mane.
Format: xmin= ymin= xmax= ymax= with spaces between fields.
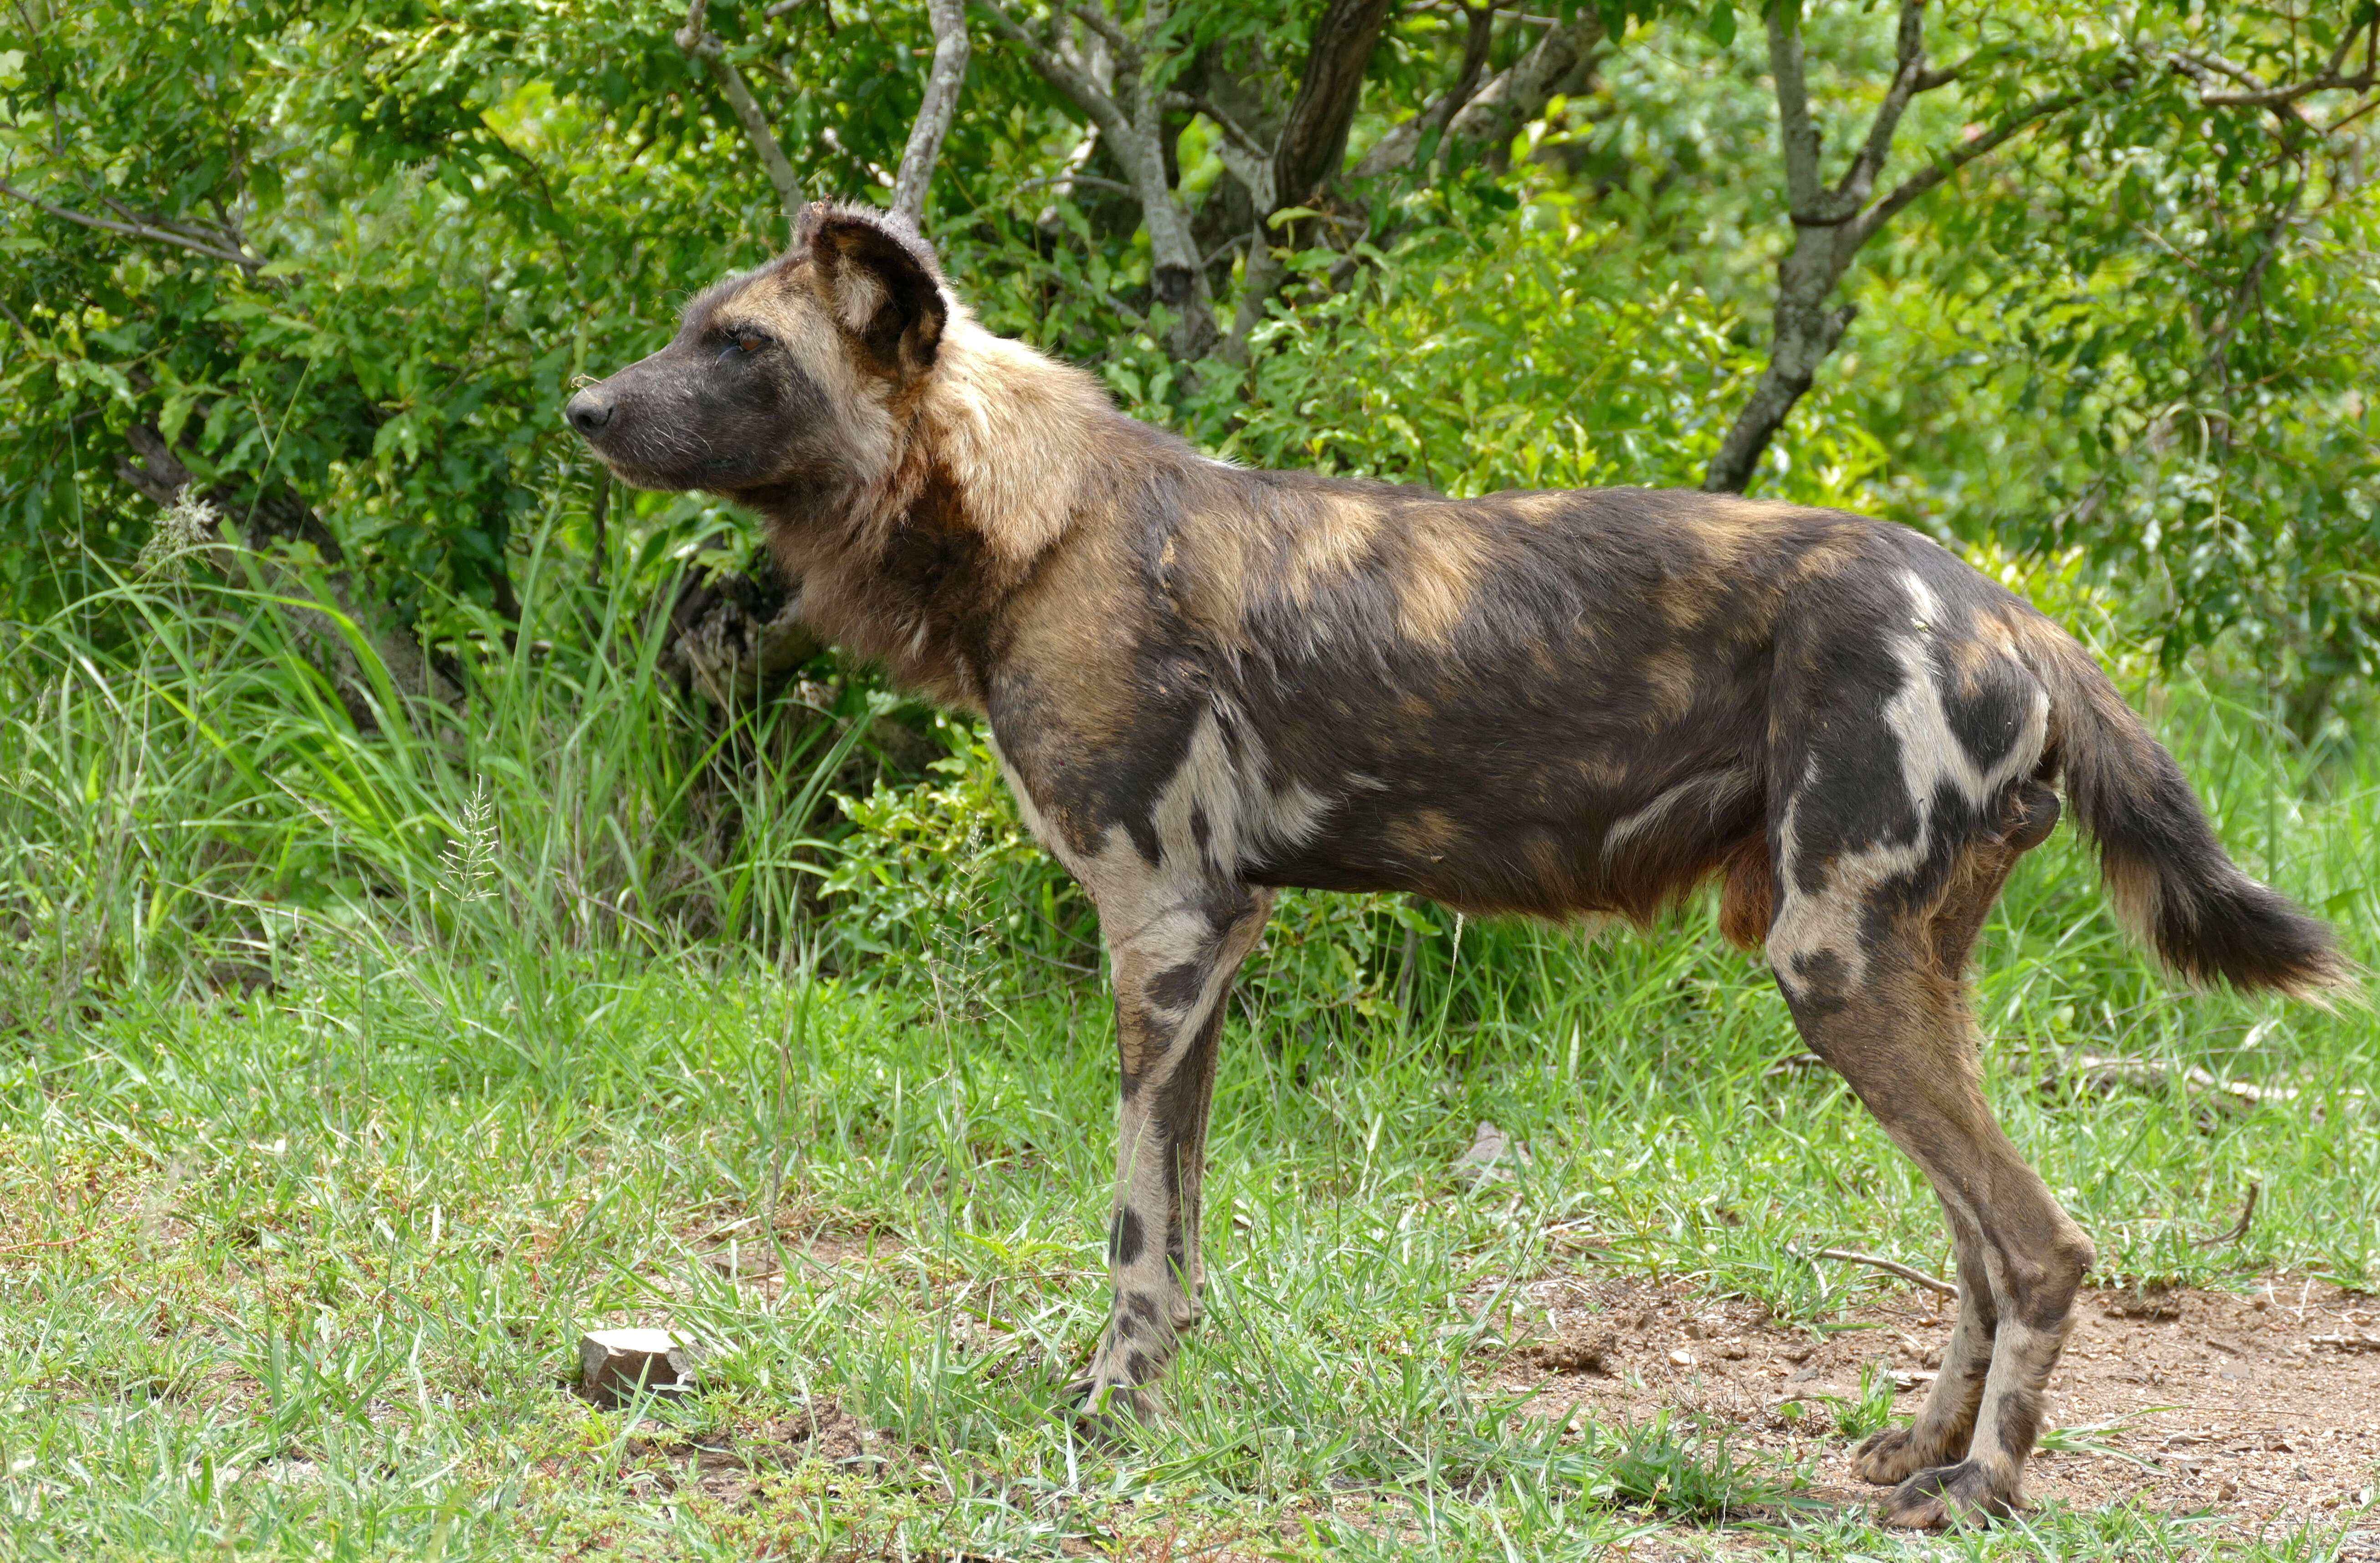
xmin=915 ymin=308 xmax=1111 ymax=571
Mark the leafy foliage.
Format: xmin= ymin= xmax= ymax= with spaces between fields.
xmin=1 ymin=2 xmax=2374 ymax=701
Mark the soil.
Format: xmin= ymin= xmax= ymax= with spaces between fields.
xmin=612 ymin=1398 xmax=890 ymax=1510
xmin=619 ymin=1217 xmax=2380 ymax=1548
xmin=1485 ymin=1271 xmax=2380 ymax=1543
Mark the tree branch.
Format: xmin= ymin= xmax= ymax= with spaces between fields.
xmin=1837 ymin=0 xmax=1944 ymax=211
xmin=0 ymin=179 xmax=265 ymax=272
xmin=2201 ymin=67 xmax=2377 ymax=109
xmin=2173 ymin=23 xmax=2377 ymax=110
xmin=982 ymin=1 xmax=1134 ymax=146
xmin=1417 ymin=0 xmax=1502 ymax=181
xmin=1767 ymin=4 xmax=1827 ymax=217
xmin=1272 ymin=0 xmax=1394 ymax=208
xmin=1848 ymin=87 xmax=2088 ymax=247
xmin=984 ymin=0 xmax=1216 ymax=361
xmin=892 ymin=0 xmax=971 ymax=224
xmin=1165 ymin=89 xmax=1271 ymax=171
xmin=1710 ymin=1 xmax=2121 ymax=494
xmin=1065 ymin=2 xmax=1138 ymax=75
xmin=1352 ymin=10 xmax=1603 ymax=179
xmin=677 ymin=0 xmax=806 ymax=237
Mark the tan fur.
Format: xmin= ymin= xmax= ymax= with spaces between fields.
xmin=1282 ymin=491 xmax=1386 ymax=607
xmin=567 ymin=207 xmax=2344 ymax=1492
xmin=1396 ymin=509 xmax=1491 ymax=645
xmin=918 ymin=313 xmax=1109 ymax=570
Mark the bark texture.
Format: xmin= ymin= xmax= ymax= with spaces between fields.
xmin=892 ymin=0 xmax=972 ymax=225
xmin=1226 ymin=0 xmax=1394 ymax=357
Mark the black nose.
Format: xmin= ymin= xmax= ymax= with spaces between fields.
xmin=565 ymin=386 xmax=615 ymax=437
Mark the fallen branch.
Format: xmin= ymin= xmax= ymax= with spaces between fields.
xmin=2190 ymin=1179 xmax=2259 ymax=1248
xmin=1811 ymin=1245 xmax=1960 ymax=1300
xmin=2308 ymin=1332 xmax=2380 ymax=1352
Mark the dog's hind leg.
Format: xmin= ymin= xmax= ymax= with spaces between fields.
xmin=1070 ymin=878 xmax=1271 ymax=1425
xmin=1770 ymin=792 xmax=2090 ymax=1527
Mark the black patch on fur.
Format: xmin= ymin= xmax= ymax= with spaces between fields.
xmin=1109 ymin=1208 xmax=1145 ymax=1266
xmin=2001 ymin=779 xmax=2060 ymax=851
xmin=1990 ymin=1387 xmax=2045 ymax=1458
xmin=1787 ymin=947 xmax=1851 ymax=1014
xmin=1147 ymin=961 xmax=1205 ymax=1012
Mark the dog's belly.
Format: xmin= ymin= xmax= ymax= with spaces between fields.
xmin=1241 ymin=738 xmax=1766 ymax=922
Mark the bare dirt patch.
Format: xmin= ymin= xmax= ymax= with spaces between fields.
xmin=1484 ymin=1272 xmax=2380 ymax=1538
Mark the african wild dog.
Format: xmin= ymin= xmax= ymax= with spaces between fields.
xmin=566 ymin=203 xmax=2346 ymax=1527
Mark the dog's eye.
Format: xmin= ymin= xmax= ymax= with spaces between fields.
xmin=732 ymin=329 xmax=766 ymax=355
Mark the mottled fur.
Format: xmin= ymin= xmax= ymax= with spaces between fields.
xmin=567 ymin=203 xmax=2348 ymax=1527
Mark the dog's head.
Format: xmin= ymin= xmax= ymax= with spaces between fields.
xmin=564 ymin=202 xmax=948 ymax=499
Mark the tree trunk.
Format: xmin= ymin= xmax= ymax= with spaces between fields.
xmin=1227 ymin=0 xmax=1394 ymax=358
xmin=1702 ymin=252 xmax=1857 ymax=494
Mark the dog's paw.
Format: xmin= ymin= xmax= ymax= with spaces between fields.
xmin=1063 ymin=1373 xmax=1161 ymax=1439
xmin=1876 ymin=1461 xmax=2016 ymax=1530
xmin=1850 ymin=1425 xmax=1954 ymax=1486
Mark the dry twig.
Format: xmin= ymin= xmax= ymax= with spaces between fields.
xmin=2190 ymin=1179 xmax=2259 ymax=1248
xmin=1811 ymin=1245 xmax=1960 ymax=1300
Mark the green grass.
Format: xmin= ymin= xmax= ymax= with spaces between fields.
xmin=2 ymin=540 xmax=2377 ymax=1559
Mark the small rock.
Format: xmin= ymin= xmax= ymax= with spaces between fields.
xmin=579 ymin=1327 xmax=700 ymax=1407
xmin=1452 ymin=1121 xmax=1530 ymax=1185
xmin=1668 ymin=1348 xmax=1696 ymax=1367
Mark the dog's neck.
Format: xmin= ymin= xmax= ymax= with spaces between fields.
xmin=914 ymin=312 xmax=1109 ymax=571
xmin=754 ymin=310 xmax=1115 ymax=708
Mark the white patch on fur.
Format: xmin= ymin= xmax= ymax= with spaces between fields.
xmin=1770 ymin=574 xmax=2050 ymax=1001
xmin=1140 ymin=704 xmax=1330 ymax=884
xmin=830 ymin=264 xmax=886 ymax=335
xmin=1603 ymin=766 xmax=1757 ymax=861
xmin=1881 ymin=573 xmax=2047 ymax=810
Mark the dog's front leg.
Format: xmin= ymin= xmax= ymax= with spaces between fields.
xmin=1071 ymin=880 xmax=1270 ymax=1427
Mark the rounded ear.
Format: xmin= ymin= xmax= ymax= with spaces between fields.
xmin=798 ymin=202 xmax=948 ymax=378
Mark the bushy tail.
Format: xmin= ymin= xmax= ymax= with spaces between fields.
xmin=2029 ymin=633 xmax=2349 ymax=998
